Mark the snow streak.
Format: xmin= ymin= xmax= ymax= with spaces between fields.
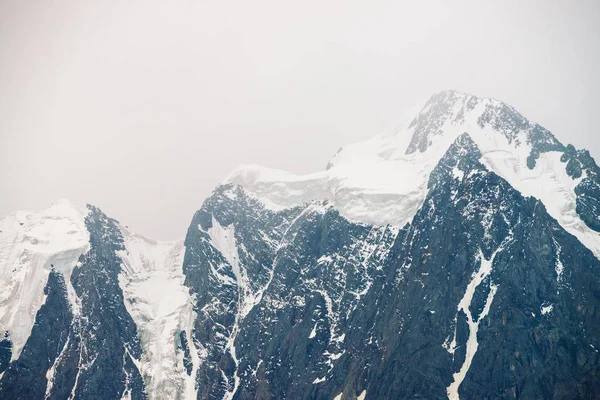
xmin=446 ymin=249 xmax=501 ymax=400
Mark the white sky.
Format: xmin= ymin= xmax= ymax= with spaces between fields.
xmin=1 ymin=0 xmax=599 ymax=239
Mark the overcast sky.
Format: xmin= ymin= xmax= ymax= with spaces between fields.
xmin=1 ymin=0 xmax=599 ymax=240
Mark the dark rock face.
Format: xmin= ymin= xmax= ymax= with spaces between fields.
xmin=233 ymin=204 xmax=397 ymax=400
xmin=0 ymin=270 xmax=72 ymax=399
xmin=524 ymin=124 xmax=565 ymax=169
xmin=182 ymin=185 xmax=302 ymax=400
xmin=181 ymin=133 xmax=600 ymax=399
xmin=180 ymin=331 xmax=193 ymax=376
xmin=0 ymin=332 xmax=11 ymax=375
xmin=575 ymin=177 xmax=600 ymax=231
xmin=182 ymin=184 xmax=399 ymax=399
xmin=560 ymin=144 xmax=600 ymax=232
xmin=0 ymin=206 xmax=147 ymax=400
xmin=353 ymin=133 xmax=600 ymax=399
xmin=50 ymin=206 xmax=146 ymax=400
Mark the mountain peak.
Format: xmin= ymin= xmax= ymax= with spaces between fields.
xmin=427 ymin=89 xmax=481 ymax=105
xmin=405 ymin=90 xmax=563 ymax=162
xmin=48 ymin=198 xmax=87 ymax=217
xmin=427 ymin=132 xmax=484 ymax=189
xmin=450 ymin=131 xmax=481 ymax=158
xmin=405 ymin=90 xmax=483 ymax=154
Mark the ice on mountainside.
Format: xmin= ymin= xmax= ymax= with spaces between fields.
xmin=226 ymin=90 xmax=600 ymax=259
xmin=118 ymin=229 xmax=199 ymax=400
xmin=0 ymin=199 xmax=89 ymax=361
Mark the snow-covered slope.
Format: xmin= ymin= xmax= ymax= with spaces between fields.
xmin=118 ymin=229 xmax=199 ymax=400
xmin=0 ymin=199 xmax=89 ymax=361
xmin=226 ymin=90 xmax=600 ymax=258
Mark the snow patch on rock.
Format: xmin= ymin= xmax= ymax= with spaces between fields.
xmin=541 ymin=304 xmax=554 ymax=315
xmin=447 ymin=248 xmax=501 ymax=400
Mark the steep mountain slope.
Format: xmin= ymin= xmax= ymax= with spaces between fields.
xmin=0 ymin=199 xmax=89 ymax=367
xmin=328 ymin=134 xmax=600 ymax=399
xmin=188 ymin=131 xmax=600 ymax=399
xmin=1 ymin=90 xmax=600 ymax=399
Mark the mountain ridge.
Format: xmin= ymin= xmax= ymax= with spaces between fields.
xmin=2 ymin=91 xmax=600 ymax=399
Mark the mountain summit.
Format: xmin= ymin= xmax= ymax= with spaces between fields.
xmin=405 ymin=90 xmax=562 ymax=158
xmin=1 ymin=91 xmax=600 ymax=399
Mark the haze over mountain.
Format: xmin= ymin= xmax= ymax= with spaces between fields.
xmin=1 ymin=91 xmax=599 ymax=399
xmin=2 ymin=0 xmax=600 ymax=240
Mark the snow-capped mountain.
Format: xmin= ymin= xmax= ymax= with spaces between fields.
xmin=226 ymin=91 xmax=599 ymax=257
xmin=1 ymin=90 xmax=599 ymax=399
